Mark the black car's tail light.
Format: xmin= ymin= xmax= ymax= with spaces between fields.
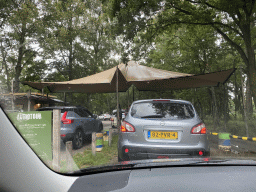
xmin=121 ymin=121 xmax=135 ymax=132
xmin=191 ymin=123 xmax=206 ymax=134
xmin=61 ymin=111 xmax=74 ymax=124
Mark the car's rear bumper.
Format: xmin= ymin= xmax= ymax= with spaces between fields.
xmin=60 ymin=127 xmax=75 ymax=142
xmin=118 ymin=142 xmax=210 ymax=161
xmin=61 ymin=132 xmax=74 ymax=142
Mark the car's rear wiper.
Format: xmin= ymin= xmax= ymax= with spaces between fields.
xmin=140 ymin=115 xmax=164 ymax=118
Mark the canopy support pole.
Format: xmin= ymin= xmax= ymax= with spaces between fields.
xmin=12 ymin=80 xmax=14 ymax=111
xmin=27 ymin=89 xmax=31 ymax=112
xmin=64 ymin=92 xmax=66 ymax=105
xmin=133 ymin=85 xmax=135 ymax=101
xmin=127 ymin=88 xmax=129 ymax=108
xmin=116 ymin=66 xmax=121 ymax=130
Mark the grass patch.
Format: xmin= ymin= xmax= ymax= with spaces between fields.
xmin=73 ymin=134 xmax=119 ymax=169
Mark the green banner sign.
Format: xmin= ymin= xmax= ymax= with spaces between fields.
xmin=9 ymin=111 xmax=52 ymax=162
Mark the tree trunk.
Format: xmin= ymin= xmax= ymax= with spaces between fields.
xmin=246 ymin=77 xmax=253 ymax=119
xmin=68 ymin=40 xmax=73 ymax=81
xmin=240 ymin=68 xmax=249 ymax=137
xmin=14 ymin=21 xmax=26 ymax=93
xmin=241 ymin=22 xmax=256 ymax=112
xmin=196 ymin=98 xmax=204 ymax=120
xmin=247 ymin=65 xmax=256 ymax=111
xmin=233 ymin=66 xmax=239 ymax=119
xmin=1 ymin=42 xmax=11 ymax=92
xmin=68 ymin=17 xmax=73 ymax=81
xmin=211 ymin=87 xmax=220 ymax=130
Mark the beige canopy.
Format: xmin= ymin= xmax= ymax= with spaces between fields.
xmin=23 ymin=61 xmax=235 ymax=93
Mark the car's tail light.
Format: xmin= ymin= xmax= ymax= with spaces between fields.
xmin=61 ymin=111 xmax=74 ymax=124
xmin=121 ymin=121 xmax=135 ymax=132
xmin=191 ymin=123 xmax=206 ymax=134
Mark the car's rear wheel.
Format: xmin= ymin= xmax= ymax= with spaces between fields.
xmin=73 ymin=129 xmax=84 ymax=149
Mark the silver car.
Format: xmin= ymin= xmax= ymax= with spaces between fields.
xmin=118 ymin=99 xmax=210 ymax=161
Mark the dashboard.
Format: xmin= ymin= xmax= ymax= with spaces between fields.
xmin=69 ymin=166 xmax=256 ymax=192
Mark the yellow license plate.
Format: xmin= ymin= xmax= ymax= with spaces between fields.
xmin=149 ymin=131 xmax=178 ymax=139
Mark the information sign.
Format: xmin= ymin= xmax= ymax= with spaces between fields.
xmin=9 ymin=111 xmax=52 ymax=161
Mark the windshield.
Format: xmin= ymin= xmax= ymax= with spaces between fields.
xmin=131 ymin=102 xmax=195 ymax=119
xmin=0 ymin=0 xmax=256 ymax=175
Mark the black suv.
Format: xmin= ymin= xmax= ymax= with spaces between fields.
xmin=37 ymin=106 xmax=103 ymax=149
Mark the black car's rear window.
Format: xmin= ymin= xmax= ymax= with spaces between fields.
xmin=131 ymin=101 xmax=195 ymax=119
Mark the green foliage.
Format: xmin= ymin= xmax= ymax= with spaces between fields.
xmin=0 ymin=0 xmax=42 ymax=92
xmin=106 ymin=0 xmax=256 ymax=117
xmin=21 ymin=60 xmax=48 ymax=82
xmin=39 ymin=0 xmax=118 ymax=81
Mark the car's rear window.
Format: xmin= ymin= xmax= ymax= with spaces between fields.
xmin=37 ymin=108 xmax=74 ymax=113
xmin=131 ymin=101 xmax=195 ymax=119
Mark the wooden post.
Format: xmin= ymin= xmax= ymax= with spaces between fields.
xmin=92 ymin=132 xmax=96 ymax=156
xmin=66 ymin=141 xmax=73 ymax=172
xmin=108 ymin=128 xmax=113 ymax=146
xmin=52 ymin=109 xmax=61 ymax=171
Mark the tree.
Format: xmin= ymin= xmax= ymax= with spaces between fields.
xmin=106 ymin=0 xmax=256 ymax=107
xmin=40 ymin=0 xmax=118 ymax=82
xmin=39 ymin=0 xmax=89 ymax=81
xmin=0 ymin=0 xmax=41 ymax=92
xmin=80 ymin=0 xmax=119 ymax=73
